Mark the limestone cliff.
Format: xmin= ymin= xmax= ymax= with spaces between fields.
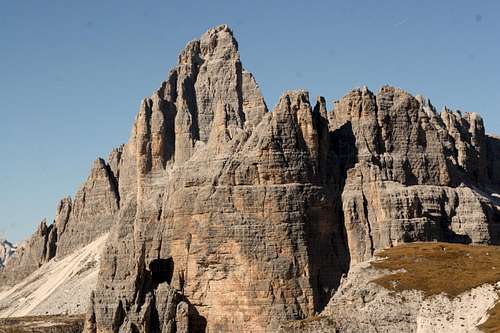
xmin=1 ymin=25 xmax=499 ymax=333
xmin=83 ymin=25 xmax=499 ymax=333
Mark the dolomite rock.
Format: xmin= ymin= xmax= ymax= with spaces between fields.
xmin=342 ymin=162 xmax=500 ymax=264
xmin=0 ymin=220 xmax=55 ymax=286
xmin=0 ymin=157 xmax=120 ymax=287
xmin=2 ymin=24 xmax=500 ymax=333
xmin=86 ymin=26 xmax=347 ymax=332
xmin=486 ymin=135 xmax=500 ymax=187
xmin=83 ymin=26 xmax=500 ymax=332
xmin=55 ymin=158 xmax=120 ymax=257
xmin=329 ymin=86 xmax=500 ymax=265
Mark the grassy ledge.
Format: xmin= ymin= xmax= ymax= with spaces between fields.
xmin=371 ymin=242 xmax=500 ymax=332
xmin=371 ymin=242 xmax=500 ymax=297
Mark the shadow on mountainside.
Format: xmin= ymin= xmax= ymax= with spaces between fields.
xmin=305 ymin=121 xmax=358 ymax=313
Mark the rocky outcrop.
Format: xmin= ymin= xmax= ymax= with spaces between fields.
xmin=486 ymin=135 xmax=500 ymax=188
xmin=2 ymin=24 xmax=500 ymax=333
xmin=328 ymin=86 xmax=500 ymax=264
xmin=280 ymin=242 xmax=500 ymax=333
xmin=329 ymin=86 xmax=489 ymax=187
xmin=85 ymin=25 xmax=347 ymax=333
xmin=55 ymin=158 xmax=119 ymax=257
xmin=280 ymin=260 xmax=500 ymax=333
xmin=0 ymin=157 xmax=119 ymax=287
xmin=0 ymin=220 xmax=56 ymax=286
xmin=81 ymin=25 xmax=500 ymax=333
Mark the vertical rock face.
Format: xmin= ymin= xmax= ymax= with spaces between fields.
xmin=0 ymin=220 xmax=55 ymax=286
xmin=330 ymin=86 xmax=500 ymax=265
xmin=55 ymin=158 xmax=120 ymax=257
xmin=0 ymin=157 xmax=120 ymax=287
xmin=82 ymin=26 xmax=500 ymax=332
xmin=3 ymin=25 xmax=500 ymax=333
xmin=486 ymin=135 xmax=500 ymax=187
xmin=86 ymin=26 xmax=348 ymax=333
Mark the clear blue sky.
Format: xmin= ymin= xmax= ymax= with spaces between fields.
xmin=1 ymin=1 xmax=499 ymax=243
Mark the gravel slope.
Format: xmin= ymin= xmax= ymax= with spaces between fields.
xmin=0 ymin=234 xmax=107 ymax=318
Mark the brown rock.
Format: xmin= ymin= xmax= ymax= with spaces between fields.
xmin=83 ymin=26 xmax=500 ymax=333
xmin=3 ymin=24 xmax=500 ymax=333
xmin=0 ymin=157 xmax=120 ymax=287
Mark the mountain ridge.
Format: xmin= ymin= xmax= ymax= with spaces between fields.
xmin=0 ymin=24 xmax=499 ymax=333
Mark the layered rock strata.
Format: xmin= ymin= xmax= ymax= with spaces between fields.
xmin=83 ymin=26 xmax=499 ymax=332
xmin=0 ymin=157 xmax=119 ymax=286
xmin=1 ymin=25 xmax=499 ymax=333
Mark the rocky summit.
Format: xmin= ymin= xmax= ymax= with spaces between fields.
xmin=1 ymin=25 xmax=499 ymax=333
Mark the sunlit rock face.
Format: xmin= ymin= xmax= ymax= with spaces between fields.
xmin=81 ymin=25 xmax=499 ymax=333
xmin=1 ymin=25 xmax=499 ymax=333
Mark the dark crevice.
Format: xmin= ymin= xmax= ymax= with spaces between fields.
xmin=104 ymin=162 xmax=120 ymax=209
xmin=112 ymin=299 xmax=126 ymax=333
xmin=235 ymin=60 xmax=246 ymax=127
xmin=305 ymin=120 xmax=357 ymax=314
xmin=360 ymin=176 xmax=375 ymax=256
xmin=160 ymin=70 xmax=178 ymax=166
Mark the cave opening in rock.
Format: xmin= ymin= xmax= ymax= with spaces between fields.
xmin=149 ymin=257 xmax=174 ymax=285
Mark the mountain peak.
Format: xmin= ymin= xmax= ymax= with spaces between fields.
xmin=1 ymin=26 xmax=499 ymax=333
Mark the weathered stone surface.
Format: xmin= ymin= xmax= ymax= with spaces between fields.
xmin=82 ymin=26 xmax=498 ymax=333
xmin=0 ymin=157 xmax=120 ymax=287
xmin=83 ymin=25 xmax=499 ymax=331
xmin=486 ymin=135 xmax=500 ymax=188
xmin=87 ymin=26 xmax=346 ymax=333
xmin=286 ymin=242 xmax=500 ymax=333
xmin=0 ymin=220 xmax=56 ymax=286
xmin=328 ymin=85 xmax=500 ymax=265
xmin=0 ymin=234 xmax=108 ymax=318
xmin=280 ymin=259 xmax=500 ymax=333
xmin=55 ymin=158 xmax=119 ymax=257
xmin=2 ymin=24 xmax=500 ymax=333
xmin=342 ymin=162 xmax=499 ymax=264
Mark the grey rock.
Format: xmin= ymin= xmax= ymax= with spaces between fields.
xmin=2 ymin=24 xmax=500 ymax=333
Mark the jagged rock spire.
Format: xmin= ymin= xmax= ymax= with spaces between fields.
xmin=129 ymin=24 xmax=267 ymax=171
xmin=2 ymin=25 xmax=500 ymax=333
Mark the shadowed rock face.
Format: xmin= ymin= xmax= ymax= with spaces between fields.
xmin=2 ymin=25 xmax=499 ymax=333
